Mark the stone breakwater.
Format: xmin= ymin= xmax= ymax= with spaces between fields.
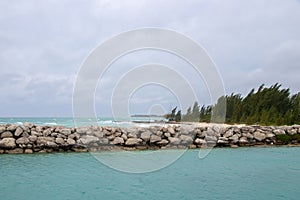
xmin=0 ymin=123 xmax=300 ymax=154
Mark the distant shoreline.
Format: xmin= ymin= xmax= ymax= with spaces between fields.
xmin=0 ymin=122 xmax=299 ymax=154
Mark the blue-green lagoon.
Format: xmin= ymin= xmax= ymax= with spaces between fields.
xmin=1 ymin=147 xmax=299 ymax=200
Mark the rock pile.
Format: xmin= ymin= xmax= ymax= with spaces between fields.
xmin=0 ymin=123 xmax=299 ymax=154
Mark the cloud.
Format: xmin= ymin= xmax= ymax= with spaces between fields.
xmin=0 ymin=0 xmax=300 ymax=116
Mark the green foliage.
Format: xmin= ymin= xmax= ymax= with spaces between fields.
xmin=275 ymin=134 xmax=291 ymax=144
xmin=175 ymin=83 xmax=300 ymax=125
xmin=166 ymin=107 xmax=182 ymax=122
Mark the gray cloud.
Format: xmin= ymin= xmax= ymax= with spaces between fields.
xmin=0 ymin=0 xmax=300 ymax=116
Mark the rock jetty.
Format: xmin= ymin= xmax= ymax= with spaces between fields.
xmin=0 ymin=123 xmax=299 ymax=154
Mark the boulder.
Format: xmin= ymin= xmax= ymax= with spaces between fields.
xmin=180 ymin=135 xmax=193 ymax=144
xmin=76 ymin=127 xmax=89 ymax=135
xmin=7 ymin=125 xmax=17 ymax=132
xmin=28 ymin=135 xmax=38 ymax=142
xmin=140 ymin=131 xmax=152 ymax=142
xmin=150 ymin=135 xmax=161 ymax=143
xmin=128 ymin=133 xmax=137 ymax=138
xmin=246 ymin=133 xmax=254 ymax=139
xmin=217 ymin=139 xmax=229 ymax=144
xmin=157 ymin=139 xmax=169 ymax=146
xmin=60 ymin=129 xmax=71 ymax=136
xmin=55 ymin=138 xmax=65 ymax=145
xmin=0 ymin=138 xmax=16 ymax=149
xmin=23 ymin=122 xmax=34 ymax=128
xmin=43 ymin=129 xmax=52 ymax=136
xmin=121 ymin=133 xmax=128 ymax=140
xmin=111 ymin=137 xmax=124 ymax=145
xmin=1 ymin=131 xmax=13 ymax=138
xmin=239 ymin=137 xmax=249 ymax=144
xmin=16 ymin=137 xmax=30 ymax=145
xmin=78 ymin=136 xmax=99 ymax=145
xmin=224 ymin=130 xmax=233 ymax=138
xmin=254 ymin=131 xmax=266 ymax=142
xmin=46 ymin=141 xmax=58 ymax=148
xmin=37 ymin=137 xmax=55 ymax=146
xmin=125 ymin=138 xmax=142 ymax=146
xmin=266 ymin=133 xmax=275 ymax=138
xmin=0 ymin=126 xmax=6 ymax=133
xmin=168 ymin=137 xmax=181 ymax=145
xmin=14 ymin=127 xmax=23 ymax=137
xmin=273 ymin=129 xmax=285 ymax=135
xmin=67 ymin=138 xmax=76 ymax=145
xmin=205 ymin=135 xmax=217 ymax=142
xmin=25 ymin=149 xmax=33 ymax=154
xmin=287 ymin=129 xmax=297 ymax=135
xmin=6 ymin=148 xmax=23 ymax=154
xmin=194 ymin=138 xmax=205 ymax=144
xmin=229 ymin=134 xmax=239 ymax=143
xmin=167 ymin=127 xmax=175 ymax=134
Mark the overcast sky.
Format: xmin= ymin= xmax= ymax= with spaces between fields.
xmin=0 ymin=0 xmax=300 ymax=117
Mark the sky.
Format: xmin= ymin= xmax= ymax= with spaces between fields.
xmin=0 ymin=0 xmax=300 ymax=117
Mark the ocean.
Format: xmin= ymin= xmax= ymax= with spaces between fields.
xmin=0 ymin=117 xmax=134 ymax=128
xmin=0 ymin=147 xmax=299 ymax=200
xmin=0 ymin=117 xmax=166 ymax=128
xmin=0 ymin=118 xmax=300 ymax=199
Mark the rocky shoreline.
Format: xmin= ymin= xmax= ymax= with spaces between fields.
xmin=0 ymin=123 xmax=300 ymax=154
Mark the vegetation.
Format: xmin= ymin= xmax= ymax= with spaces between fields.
xmin=166 ymin=83 xmax=300 ymax=125
xmin=275 ymin=134 xmax=300 ymax=144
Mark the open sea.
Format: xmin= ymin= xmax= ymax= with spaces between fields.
xmin=0 ymin=118 xmax=300 ymax=200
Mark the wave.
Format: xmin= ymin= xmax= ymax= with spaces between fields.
xmin=43 ymin=122 xmax=58 ymax=126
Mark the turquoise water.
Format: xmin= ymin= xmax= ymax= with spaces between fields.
xmin=0 ymin=117 xmax=134 ymax=127
xmin=0 ymin=117 xmax=166 ymax=127
xmin=1 ymin=147 xmax=299 ymax=200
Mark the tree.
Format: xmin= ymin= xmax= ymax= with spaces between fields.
xmin=175 ymin=110 xmax=182 ymax=122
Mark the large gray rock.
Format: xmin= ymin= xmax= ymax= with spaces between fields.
xmin=0 ymin=126 xmax=6 ymax=133
xmin=194 ymin=138 xmax=205 ymax=144
xmin=28 ymin=135 xmax=38 ymax=142
xmin=16 ymin=137 xmax=30 ymax=145
xmin=224 ymin=130 xmax=234 ymax=138
xmin=43 ymin=129 xmax=52 ymax=136
xmin=60 ymin=129 xmax=71 ymax=136
xmin=125 ymin=138 xmax=142 ymax=146
xmin=239 ymin=137 xmax=249 ymax=144
xmin=150 ymin=135 xmax=161 ymax=143
xmin=14 ymin=127 xmax=23 ymax=137
xmin=180 ymin=135 xmax=193 ymax=144
xmin=287 ymin=129 xmax=297 ymax=135
xmin=273 ymin=129 xmax=285 ymax=135
xmin=67 ymin=138 xmax=76 ymax=145
xmin=254 ymin=131 xmax=266 ymax=142
xmin=111 ymin=137 xmax=124 ymax=145
xmin=0 ymin=138 xmax=16 ymax=149
xmin=140 ymin=131 xmax=152 ymax=142
xmin=37 ymin=137 xmax=55 ymax=145
xmin=205 ymin=135 xmax=217 ymax=142
xmin=78 ymin=136 xmax=99 ymax=145
xmin=266 ymin=133 xmax=275 ymax=138
xmin=168 ymin=137 xmax=181 ymax=145
xmin=55 ymin=138 xmax=65 ymax=145
xmin=217 ymin=139 xmax=229 ymax=144
xmin=167 ymin=127 xmax=175 ymax=134
xmin=157 ymin=139 xmax=169 ymax=145
xmin=7 ymin=125 xmax=17 ymax=132
xmin=1 ymin=131 xmax=13 ymax=138
xmin=46 ymin=141 xmax=58 ymax=148
xmin=76 ymin=127 xmax=89 ymax=134
xmin=229 ymin=134 xmax=239 ymax=143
